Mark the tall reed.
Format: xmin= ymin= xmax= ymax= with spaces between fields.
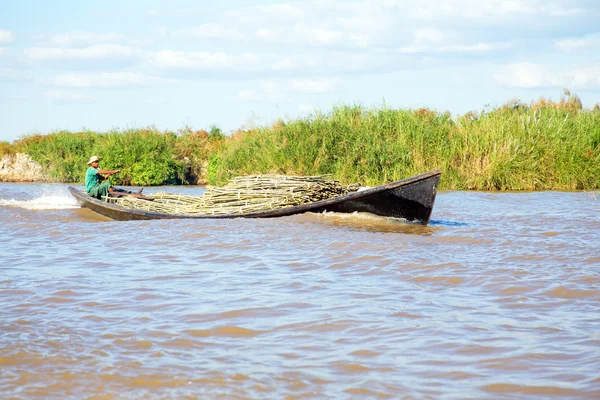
xmin=211 ymin=102 xmax=599 ymax=190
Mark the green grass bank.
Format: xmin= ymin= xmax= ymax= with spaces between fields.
xmin=2 ymin=93 xmax=599 ymax=190
xmin=1 ymin=126 xmax=225 ymax=186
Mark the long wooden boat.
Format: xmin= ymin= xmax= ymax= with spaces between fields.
xmin=69 ymin=170 xmax=441 ymax=224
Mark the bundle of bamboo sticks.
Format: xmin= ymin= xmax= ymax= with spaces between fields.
xmin=115 ymin=174 xmax=361 ymax=215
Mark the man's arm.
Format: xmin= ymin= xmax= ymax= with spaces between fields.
xmin=98 ymin=169 xmax=120 ymax=178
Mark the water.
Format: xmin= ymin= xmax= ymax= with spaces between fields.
xmin=1 ymin=183 xmax=599 ymax=399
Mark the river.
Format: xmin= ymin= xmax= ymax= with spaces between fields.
xmin=1 ymin=183 xmax=599 ymax=399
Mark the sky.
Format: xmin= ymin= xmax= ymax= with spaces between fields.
xmin=0 ymin=0 xmax=599 ymax=142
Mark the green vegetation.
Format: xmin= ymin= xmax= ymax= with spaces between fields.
xmin=2 ymin=91 xmax=599 ymax=190
xmin=0 ymin=141 xmax=16 ymax=157
xmin=8 ymin=129 xmax=179 ymax=185
xmin=212 ymin=91 xmax=600 ymax=190
xmin=6 ymin=127 xmax=224 ymax=186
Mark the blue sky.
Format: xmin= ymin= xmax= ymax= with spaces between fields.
xmin=1 ymin=0 xmax=599 ymax=142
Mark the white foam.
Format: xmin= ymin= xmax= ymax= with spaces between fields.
xmin=318 ymin=210 xmax=410 ymax=224
xmin=0 ymin=194 xmax=79 ymax=210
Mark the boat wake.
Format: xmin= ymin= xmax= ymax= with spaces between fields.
xmin=0 ymin=194 xmax=79 ymax=210
xmin=311 ymin=211 xmax=435 ymax=234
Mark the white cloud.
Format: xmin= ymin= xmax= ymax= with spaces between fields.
xmin=298 ymin=104 xmax=316 ymax=113
xmin=149 ymin=48 xmax=390 ymax=76
xmin=140 ymin=98 xmax=167 ymax=105
xmin=260 ymin=25 xmax=371 ymax=48
xmin=140 ymin=0 xmax=595 ymax=90
xmin=494 ymin=63 xmax=563 ymax=88
xmin=150 ymin=50 xmax=262 ymax=70
xmin=146 ymin=8 xmax=206 ymax=17
xmin=52 ymin=72 xmax=169 ymax=88
xmin=556 ymin=34 xmax=600 ymax=52
xmin=414 ymin=28 xmax=446 ymax=44
xmin=228 ymin=3 xmax=305 ymax=24
xmin=0 ymin=48 xmax=5 ymax=56
xmin=571 ymin=67 xmax=600 ymax=89
xmin=400 ymin=42 xmax=511 ymax=54
xmin=544 ymin=2 xmax=585 ymax=17
xmin=25 ymin=44 xmax=141 ymax=62
xmin=47 ymin=31 xmax=126 ymax=47
xmin=164 ymin=0 xmax=578 ymax=54
xmin=494 ymin=63 xmax=600 ymax=89
xmin=238 ymin=89 xmax=262 ymax=102
xmin=0 ymin=67 xmax=31 ymax=82
xmin=238 ymin=78 xmax=341 ymax=102
xmin=240 ymin=81 xmax=280 ymax=101
xmin=172 ymin=24 xmax=243 ymax=41
xmin=0 ymin=29 xmax=15 ymax=43
xmin=401 ymin=0 xmax=584 ymax=19
xmin=289 ymin=78 xmax=341 ymax=94
xmin=45 ymin=90 xmax=92 ymax=102
xmin=172 ymin=22 xmax=370 ymax=48
xmin=215 ymin=0 xmax=587 ymax=49
xmin=156 ymin=27 xmax=169 ymax=36
xmin=306 ymin=28 xmax=344 ymax=46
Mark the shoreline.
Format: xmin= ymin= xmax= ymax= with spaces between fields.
xmin=0 ymin=153 xmax=49 ymax=183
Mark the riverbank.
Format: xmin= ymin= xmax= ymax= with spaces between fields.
xmin=1 ymin=93 xmax=598 ymax=190
xmin=0 ymin=153 xmax=49 ymax=182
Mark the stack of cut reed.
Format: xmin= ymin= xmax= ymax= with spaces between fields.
xmin=115 ymin=174 xmax=361 ymax=215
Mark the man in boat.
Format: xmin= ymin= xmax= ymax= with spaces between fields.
xmin=85 ymin=156 xmax=121 ymax=200
xmin=85 ymin=155 xmax=145 ymax=200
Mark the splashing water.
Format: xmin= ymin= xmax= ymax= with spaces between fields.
xmin=0 ymin=186 xmax=79 ymax=210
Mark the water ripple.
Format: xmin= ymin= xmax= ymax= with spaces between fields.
xmin=0 ymin=186 xmax=599 ymax=398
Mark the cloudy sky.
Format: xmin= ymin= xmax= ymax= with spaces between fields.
xmin=0 ymin=0 xmax=599 ymax=142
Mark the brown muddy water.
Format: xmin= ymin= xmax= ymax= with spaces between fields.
xmin=1 ymin=183 xmax=599 ymax=399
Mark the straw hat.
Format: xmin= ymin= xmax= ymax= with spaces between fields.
xmin=87 ymin=156 xmax=101 ymax=165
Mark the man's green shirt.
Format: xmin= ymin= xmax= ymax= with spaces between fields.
xmin=85 ymin=167 xmax=100 ymax=192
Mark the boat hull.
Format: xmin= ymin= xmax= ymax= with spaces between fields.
xmin=69 ymin=170 xmax=441 ymax=224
